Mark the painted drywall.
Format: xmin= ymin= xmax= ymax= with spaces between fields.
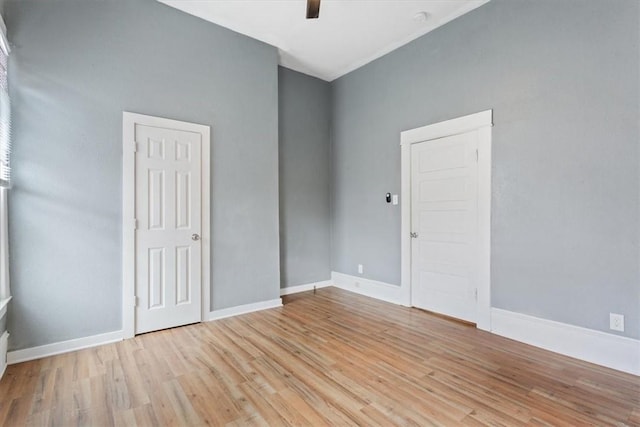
xmin=278 ymin=67 xmax=331 ymax=288
xmin=331 ymin=0 xmax=640 ymax=339
xmin=5 ymin=0 xmax=280 ymax=350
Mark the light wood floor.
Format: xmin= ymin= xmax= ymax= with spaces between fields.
xmin=1 ymin=288 xmax=638 ymax=426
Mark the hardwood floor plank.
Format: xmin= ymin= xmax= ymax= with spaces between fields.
xmin=24 ymin=408 xmax=50 ymax=427
xmin=111 ymin=407 xmax=137 ymax=427
xmin=88 ymin=374 xmax=115 ymax=427
xmin=2 ymin=397 xmax=32 ymax=427
xmin=276 ymin=388 xmax=333 ymax=426
xmin=1 ymin=287 xmax=637 ymax=426
xmin=132 ymin=403 xmax=160 ymax=426
xmin=177 ymin=373 xmax=237 ymax=425
xmin=162 ymin=379 xmax=202 ymax=426
xmin=239 ymin=380 xmax=312 ymax=427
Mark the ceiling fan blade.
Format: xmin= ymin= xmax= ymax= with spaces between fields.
xmin=306 ymin=0 xmax=320 ymax=19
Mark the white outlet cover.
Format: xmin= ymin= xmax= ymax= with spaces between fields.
xmin=609 ymin=313 xmax=624 ymax=332
xmin=358 ymin=264 xmax=364 ymax=274
xmin=392 ymin=194 xmax=399 ymax=205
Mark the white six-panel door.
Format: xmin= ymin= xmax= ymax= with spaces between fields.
xmin=134 ymin=124 xmax=203 ymax=334
xmin=410 ymin=131 xmax=479 ymax=323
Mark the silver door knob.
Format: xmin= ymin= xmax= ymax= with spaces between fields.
xmin=192 ymin=234 xmax=200 ymax=241
xmin=410 ymin=232 xmax=418 ymax=238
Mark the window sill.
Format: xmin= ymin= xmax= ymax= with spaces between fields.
xmin=0 ymin=296 xmax=10 ymax=318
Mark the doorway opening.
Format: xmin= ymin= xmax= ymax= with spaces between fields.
xmin=122 ymin=112 xmax=211 ymax=338
xmin=400 ymin=110 xmax=492 ymax=330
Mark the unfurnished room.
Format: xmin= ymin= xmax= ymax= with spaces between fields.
xmin=0 ymin=0 xmax=638 ymax=425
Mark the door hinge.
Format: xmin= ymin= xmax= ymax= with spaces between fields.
xmin=133 ymin=142 xmax=139 ymax=153
xmin=475 ymin=149 xmax=479 ymax=162
xmin=134 ymin=296 xmax=139 ymax=307
xmin=133 ymin=218 xmax=138 ymax=230
xmin=474 ymin=288 xmax=478 ymax=301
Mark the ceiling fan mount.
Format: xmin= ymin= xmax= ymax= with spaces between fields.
xmin=306 ymin=0 xmax=321 ymax=19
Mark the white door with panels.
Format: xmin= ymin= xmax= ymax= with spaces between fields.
xmin=410 ymin=131 xmax=479 ymax=323
xmin=134 ymin=124 xmax=203 ymax=334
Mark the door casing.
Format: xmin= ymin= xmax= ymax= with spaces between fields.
xmin=122 ymin=112 xmax=211 ymax=339
xmin=400 ymin=110 xmax=492 ymax=331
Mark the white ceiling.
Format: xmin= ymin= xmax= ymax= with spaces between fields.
xmin=158 ymin=0 xmax=490 ymax=82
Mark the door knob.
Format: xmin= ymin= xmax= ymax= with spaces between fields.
xmin=192 ymin=234 xmax=200 ymax=241
xmin=410 ymin=232 xmax=418 ymax=238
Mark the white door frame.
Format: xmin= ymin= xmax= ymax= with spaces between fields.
xmin=122 ymin=112 xmax=211 ymax=339
xmin=400 ymin=110 xmax=492 ymax=331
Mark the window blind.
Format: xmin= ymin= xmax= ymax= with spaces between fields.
xmin=0 ymin=13 xmax=9 ymax=325
xmin=0 ymin=18 xmax=10 ymax=188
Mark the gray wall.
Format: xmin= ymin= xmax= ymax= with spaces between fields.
xmin=331 ymin=0 xmax=639 ymax=339
xmin=4 ymin=0 xmax=639 ymax=351
xmin=278 ymin=67 xmax=331 ymax=288
xmin=6 ymin=0 xmax=280 ymax=350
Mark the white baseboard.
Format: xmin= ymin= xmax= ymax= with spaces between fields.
xmin=7 ymin=330 xmax=124 ymax=365
xmin=491 ymin=308 xmax=640 ymax=376
xmin=5 ymin=298 xmax=283 ymax=365
xmin=207 ymin=298 xmax=283 ymax=322
xmin=327 ymin=276 xmax=639 ymax=375
xmin=0 ymin=331 xmax=8 ymax=379
xmin=6 ymin=298 xmax=283 ymax=364
xmin=280 ymin=280 xmax=332 ymax=296
xmin=331 ymin=271 xmax=410 ymax=306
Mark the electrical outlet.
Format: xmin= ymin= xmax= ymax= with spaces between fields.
xmin=610 ymin=313 xmax=624 ymax=332
xmin=358 ymin=264 xmax=364 ymax=274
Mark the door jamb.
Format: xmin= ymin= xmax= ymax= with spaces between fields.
xmin=122 ymin=112 xmax=211 ymax=339
xmin=400 ymin=110 xmax=492 ymax=331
